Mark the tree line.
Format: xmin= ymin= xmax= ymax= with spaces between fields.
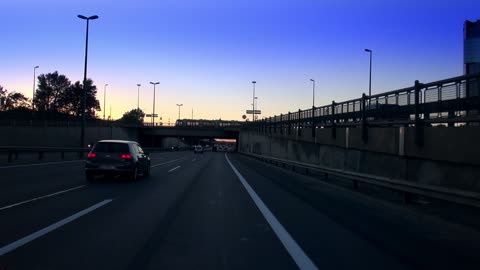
xmin=1 ymin=71 xmax=100 ymax=117
xmin=2 ymin=71 xmax=147 ymax=124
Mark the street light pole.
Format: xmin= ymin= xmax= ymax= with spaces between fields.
xmin=137 ymin=84 xmax=141 ymax=111
xmin=78 ymin=14 xmax=99 ymax=147
xmin=310 ymin=79 xmax=315 ymax=107
xmin=103 ymin=84 xmax=108 ymax=120
xmin=176 ymin=104 xmax=183 ymax=120
xmin=365 ymin=48 xmax=372 ymax=102
xmin=32 ymin=66 xmax=39 ymax=110
xmin=150 ymin=82 xmax=159 ymax=125
xmin=252 ymin=81 xmax=256 ymax=122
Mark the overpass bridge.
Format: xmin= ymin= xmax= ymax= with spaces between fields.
xmin=138 ymin=126 xmax=239 ymax=139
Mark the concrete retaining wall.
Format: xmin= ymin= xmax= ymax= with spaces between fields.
xmin=239 ymin=127 xmax=480 ymax=193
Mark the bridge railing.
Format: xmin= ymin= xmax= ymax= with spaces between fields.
xmin=249 ymin=73 xmax=480 ymax=134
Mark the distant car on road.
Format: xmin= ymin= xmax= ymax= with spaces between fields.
xmin=194 ymin=145 xmax=204 ymax=154
xmin=85 ymin=140 xmax=150 ymax=181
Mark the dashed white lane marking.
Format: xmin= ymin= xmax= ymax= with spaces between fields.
xmin=225 ymin=153 xmax=318 ymax=270
xmin=0 ymin=199 xmax=113 ymax=256
xmin=0 ymin=185 xmax=86 ymax=211
xmin=168 ymin=166 xmax=181 ymax=173
xmin=151 ymin=158 xmax=183 ymax=168
xmin=192 ymin=158 xmax=197 ymax=162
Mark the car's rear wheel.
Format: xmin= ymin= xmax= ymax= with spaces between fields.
xmin=144 ymin=164 xmax=150 ymax=178
xmin=130 ymin=166 xmax=138 ymax=181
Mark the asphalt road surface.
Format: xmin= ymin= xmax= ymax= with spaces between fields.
xmin=1 ymin=151 xmax=480 ymax=270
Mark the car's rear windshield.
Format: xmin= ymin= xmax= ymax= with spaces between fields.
xmin=93 ymin=143 xmax=130 ymax=153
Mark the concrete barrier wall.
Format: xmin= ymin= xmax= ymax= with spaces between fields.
xmin=239 ymin=126 xmax=480 ymax=193
xmin=0 ymin=126 xmax=138 ymax=147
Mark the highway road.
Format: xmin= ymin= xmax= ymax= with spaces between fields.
xmin=1 ymin=151 xmax=480 ymax=270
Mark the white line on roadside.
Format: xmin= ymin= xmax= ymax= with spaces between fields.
xmin=150 ymin=158 xmax=183 ymax=168
xmin=0 ymin=185 xmax=86 ymax=211
xmin=0 ymin=199 xmax=112 ymax=257
xmin=168 ymin=166 xmax=181 ymax=173
xmin=225 ymin=153 xmax=318 ymax=270
xmin=0 ymin=160 xmax=83 ymax=169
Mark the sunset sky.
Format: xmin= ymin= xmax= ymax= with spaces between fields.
xmin=1 ymin=0 xmax=479 ymax=123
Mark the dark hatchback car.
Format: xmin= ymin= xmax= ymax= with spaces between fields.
xmin=85 ymin=140 xmax=151 ymax=181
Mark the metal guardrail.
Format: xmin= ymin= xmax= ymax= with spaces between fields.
xmin=244 ymin=152 xmax=480 ymax=209
xmin=0 ymin=146 xmax=188 ymax=163
xmin=0 ymin=147 xmax=90 ymax=163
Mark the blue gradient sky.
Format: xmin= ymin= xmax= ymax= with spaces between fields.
xmin=1 ymin=0 xmax=479 ymax=122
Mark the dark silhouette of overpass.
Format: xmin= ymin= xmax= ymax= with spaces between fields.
xmin=139 ymin=126 xmax=239 ymax=139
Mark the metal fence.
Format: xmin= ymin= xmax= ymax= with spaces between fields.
xmin=249 ymin=73 xmax=480 ymax=132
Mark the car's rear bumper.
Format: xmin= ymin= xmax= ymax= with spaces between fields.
xmin=85 ymin=167 xmax=133 ymax=176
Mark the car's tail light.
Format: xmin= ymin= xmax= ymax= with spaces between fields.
xmin=87 ymin=153 xmax=97 ymax=159
xmin=121 ymin=154 xmax=133 ymax=159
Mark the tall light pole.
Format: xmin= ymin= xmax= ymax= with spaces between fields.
xmin=176 ymin=104 xmax=183 ymax=120
xmin=103 ymin=83 xmax=108 ymax=120
xmin=150 ymin=82 xmax=159 ymax=125
xmin=310 ymin=78 xmax=315 ymax=107
xmin=78 ymin=14 xmax=99 ymax=147
xmin=365 ymin=49 xmax=372 ymax=102
xmin=32 ymin=66 xmax=39 ymax=110
xmin=252 ymin=81 xmax=256 ymax=122
xmin=137 ymin=84 xmax=141 ymax=111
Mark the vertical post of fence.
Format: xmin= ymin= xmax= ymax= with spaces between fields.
xmin=280 ymin=114 xmax=283 ymax=134
xmin=414 ymin=80 xmax=424 ymax=147
xmin=288 ymin=112 xmax=291 ymax=135
xmin=331 ymin=101 xmax=336 ymax=138
xmin=362 ymin=93 xmax=368 ymax=143
xmin=298 ymin=109 xmax=302 ymax=137
xmin=311 ymin=106 xmax=316 ymax=138
xmin=269 ymin=117 xmax=272 ymax=134
xmin=273 ymin=115 xmax=277 ymax=133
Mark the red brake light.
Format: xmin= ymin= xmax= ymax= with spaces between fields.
xmin=121 ymin=154 xmax=133 ymax=159
xmin=87 ymin=153 xmax=96 ymax=158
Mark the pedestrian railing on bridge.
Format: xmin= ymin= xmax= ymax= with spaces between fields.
xmin=247 ymin=73 xmax=480 ymax=146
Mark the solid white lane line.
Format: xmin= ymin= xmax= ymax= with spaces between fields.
xmin=151 ymin=158 xmax=183 ymax=168
xmin=225 ymin=153 xmax=318 ymax=270
xmin=0 ymin=199 xmax=112 ymax=257
xmin=0 ymin=185 xmax=86 ymax=211
xmin=168 ymin=166 xmax=181 ymax=173
xmin=0 ymin=160 xmax=83 ymax=169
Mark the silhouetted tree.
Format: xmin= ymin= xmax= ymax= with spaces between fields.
xmin=59 ymin=79 xmax=100 ymax=117
xmin=0 ymin=85 xmax=6 ymax=110
xmin=0 ymin=85 xmax=30 ymax=111
xmin=33 ymin=71 xmax=71 ymax=112
xmin=5 ymin=92 xmax=30 ymax=110
xmin=119 ymin=108 xmax=145 ymax=125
